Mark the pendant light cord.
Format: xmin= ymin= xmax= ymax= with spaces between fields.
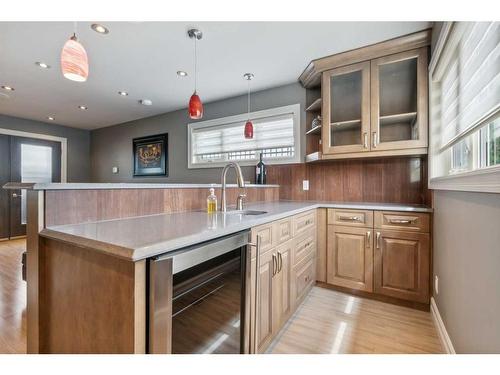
xmin=194 ymin=36 xmax=197 ymax=93
xmin=247 ymin=79 xmax=251 ymax=118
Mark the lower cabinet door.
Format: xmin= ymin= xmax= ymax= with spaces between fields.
xmin=374 ymin=230 xmax=430 ymax=303
xmin=256 ymin=250 xmax=276 ymax=352
xmin=274 ymin=241 xmax=292 ymax=330
xmin=327 ymin=225 xmax=373 ymax=292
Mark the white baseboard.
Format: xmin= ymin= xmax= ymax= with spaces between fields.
xmin=430 ymin=297 xmax=456 ymax=354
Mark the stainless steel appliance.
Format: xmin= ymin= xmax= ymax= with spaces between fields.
xmin=148 ymin=231 xmax=251 ymax=354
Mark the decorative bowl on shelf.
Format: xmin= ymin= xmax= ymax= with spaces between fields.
xmin=311 ymin=115 xmax=322 ymax=128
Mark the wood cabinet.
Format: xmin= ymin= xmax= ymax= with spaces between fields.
xmin=325 ymin=208 xmax=431 ymax=305
xmin=250 ymin=210 xmax=317 ymax=353
xmin=373 ymin=230 xmax=430 ymax=303
xmin=302 ymin=30 xmax=431 ymax=162
xmin=327 ymin=226 xmax=373 ymax=292
xmin=322 ymin=61 xmax=371 ymax=155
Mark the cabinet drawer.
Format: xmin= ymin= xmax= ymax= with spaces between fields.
xmin=275 ymin=217 xmax=293 ymax=244
xmin=374 ymin=211 xmax=429 ymax=233
xmin=293 ymin=210 xmax=316 ymax=236
xmin=293 ymin=230 xmax=316 ymax=267
xmin=293 ymin=253 xmax=315 ymax=304
xmin=328 ymin=209 xmax=373 ymax=227
xmin=251 ymin=223 xmax=274 ymax=258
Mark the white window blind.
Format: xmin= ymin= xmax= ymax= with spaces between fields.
xmin=188 ymin=104 xmax=300 ymax=167
xmin=435 ymin=22 xmax=500 ymax=149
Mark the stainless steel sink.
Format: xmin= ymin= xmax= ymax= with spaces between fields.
xmin=225 ymin=210 xmax=268 ymax=216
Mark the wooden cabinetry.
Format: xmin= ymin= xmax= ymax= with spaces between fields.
xmin=250 ymin=210 xmax=317 ymax=353
xmin=325 ymin=208 xmax=431 ymax=306
xmin=327 ymin=226 xmax=373 ymax=292
xmin=302 ymin=30 xmax=431 ymax=162
xmin=373 ymin=230 xmax=430 ymax=303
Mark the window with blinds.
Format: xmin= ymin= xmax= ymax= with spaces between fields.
xmin=188 ymin=104 xmax=300 ymax=167
xmin=429 ymin=22 xmax=500 ymax=187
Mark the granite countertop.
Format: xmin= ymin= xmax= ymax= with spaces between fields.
xmin=41 ymin=200 xmax=432 ymax=262
xmin=2 ymin=182 xmax=279 ymax=190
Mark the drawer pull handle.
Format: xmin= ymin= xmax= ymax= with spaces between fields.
xmin=389 ymin=218 xmax=416 ymax=225
xmin=339 ymin=215 xmax=360 ymax=222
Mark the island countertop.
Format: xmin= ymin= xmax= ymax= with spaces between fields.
xmin=40 ymin=200 xmax=433 ymax=261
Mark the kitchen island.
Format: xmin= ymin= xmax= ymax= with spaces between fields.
xmin=6 ymin=182 xmax=432 ymax=354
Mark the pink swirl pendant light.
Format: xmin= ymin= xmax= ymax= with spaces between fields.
xmin=188 ymin=29 xmax=203 ymax=119
xmin=61 ymin=30 xmax=88 ymax=82
xmin=244 ymin=73 xmax=255 ymax=139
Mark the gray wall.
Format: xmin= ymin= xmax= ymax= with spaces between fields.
xmin=90 ymin=82 xmax=306 ymax=183
xmin=433 ymin=190 xmax=500 ymax=353
xmin=0 ymin=114 xmax=91 ymax=182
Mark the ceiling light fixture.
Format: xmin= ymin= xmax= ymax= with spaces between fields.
xmin=118 ymin=91 xmax=129 ymax=96
xmin=188 ymin=28 xmax=203 ymax=120
xmin=139 ymin=99 xmax=153 ymax=106
xmin=36 ymin=62 xmax=51 ymax=69
xmin=47 ymin=116 xmax=55 ymax=121
xmin=1 ymin=85 xmax=15 ymax=91
xmin=91 ymin=23 xmax=109 ymax=34
xmin=244 ymin=73 xmax=255 ymax=139
xmin=177 ymin=70 xmax=188 ymax=77
xmin=61 ymin=22 xmax=89 ymax=82
xmin=78 ymin=105 xmax=88 ymax=110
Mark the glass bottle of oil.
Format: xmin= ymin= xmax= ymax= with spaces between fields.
xmin=207 ymin=188 xmax=217 ymax=213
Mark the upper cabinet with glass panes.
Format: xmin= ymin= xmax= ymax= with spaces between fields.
xmin=321 ymin=47 xmax=428 ymax=158
xmin=299 ymin=29 xmax=431 ymax=161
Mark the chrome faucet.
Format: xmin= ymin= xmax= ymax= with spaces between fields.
xmin=220 ymin=162 xmax=246 ymax=212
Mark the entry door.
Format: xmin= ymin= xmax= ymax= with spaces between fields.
xmin=9 ymin=136 xmax=61 ymax=237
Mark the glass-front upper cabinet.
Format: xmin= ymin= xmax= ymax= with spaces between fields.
xmin=322 ymin=61 xmax=371 ymax=155
xmin=370 ymin=48 xmax=428 ymax=151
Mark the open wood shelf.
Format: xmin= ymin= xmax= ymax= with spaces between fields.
xmin=305 ymin=98 xmax=322 ymax=112
xmin=379 ymin=112 xmax=417 ymax=126
xmin=305 ymin=151 xmax=321 ymax=163
xmin=306 ymin=125 xmax=322 ymax=135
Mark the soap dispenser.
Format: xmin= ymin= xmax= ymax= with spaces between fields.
xmin=207 ymin=188 xmax=217 ymax=213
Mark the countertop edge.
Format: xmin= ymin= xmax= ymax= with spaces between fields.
xmin=42 ymin=201 xmax=433 ymax=262
xmin=2 ymin=182 xmax=280 ymax=190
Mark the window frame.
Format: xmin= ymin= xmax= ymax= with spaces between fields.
xmin=187 ymin=104 xmax=301 ymax=169
xmin=428 ymin=22 xmax=500 ymax=193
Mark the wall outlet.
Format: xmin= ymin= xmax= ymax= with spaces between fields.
xmin=302 ymin=180 xmax=309 ymax=191
xmin=112 ymin=166 xmax=119 ymax=174
xmin=434 ymin=275 xmax=439 ymax=295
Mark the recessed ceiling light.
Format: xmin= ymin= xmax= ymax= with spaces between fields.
xmin=1 ymin=85 xmax=14 ymax=91
xmin=139 ymin=99 xmax=153 ymax=106
xmin=177 ymin=71 xmax=188 ymax=77
xmin=36 ymin=62 xmax=51 ymax=69
xmin=118 ymin=91 xmax=129 ymax=96
xmin=47 ymin=116 xmax=55 ymax=121
xmin=78 ymin=105 xmax=88 ymax=110
xmin=91 ymin=23 xmax=109 ymax=34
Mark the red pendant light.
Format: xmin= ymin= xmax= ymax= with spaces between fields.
xmin=188 ymin=29 xmax=203 ymax=119
xmin=61 ymin=23 xmax=88 ymax=83
xmin=244 ymin=73 xmax=255 ymax=139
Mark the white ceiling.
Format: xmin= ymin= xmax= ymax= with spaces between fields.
xmin=0 ymin=22 xmax=431 ymax=130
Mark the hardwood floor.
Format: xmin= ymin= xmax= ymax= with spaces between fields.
xmin=0 ymin=239 xmax=442 ymax=354
xmin=0 ymin=239 xmax=26 ymax=354
xmin=268 ymin=286 xmax=443 ymax=354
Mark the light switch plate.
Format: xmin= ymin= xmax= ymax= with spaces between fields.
xmin=302 ymin=180 xmax=309 ymax=191
xmin=112 ymin=166 xmax=119 ymax=174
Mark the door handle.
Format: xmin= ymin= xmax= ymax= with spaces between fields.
xmin=363 ymin=132 xmax=368 ymax=149
xmin=278 ymin=252 xmax=283 ymax=273
xmin=12 ymin=193 xmax=21 ymax=198
xmin=376 ymin=232 xmax=381 ymax=249
xmin=372 ymin=132 xmax=378 ymax=148
xmin=366 ymin=231 xmax=371 ymax=248
xmin=272 ymin=254 xmax=277 ymax=276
